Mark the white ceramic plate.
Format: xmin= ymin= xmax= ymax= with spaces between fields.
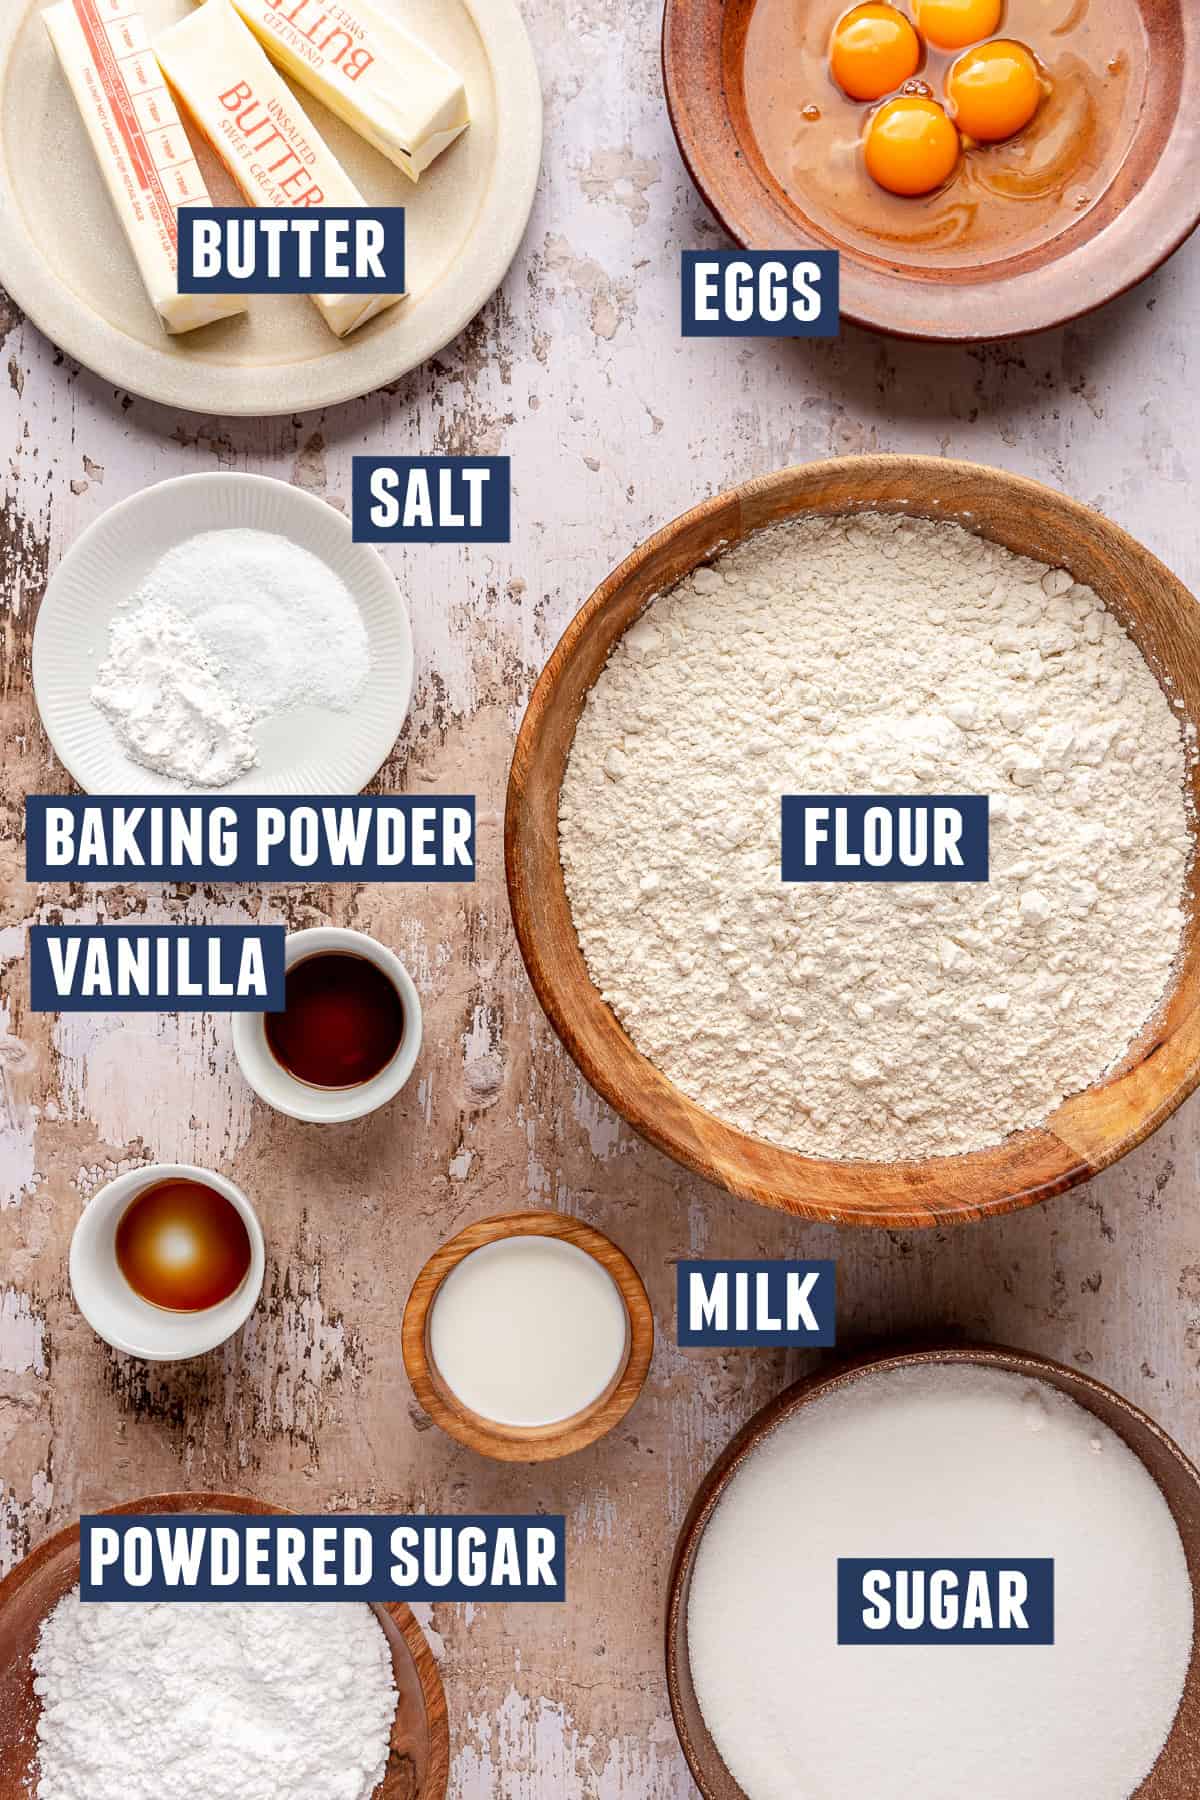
xmin=32 ymin=473 xmax=414 ymax=795
xmin=0 ymin=0 xmax=541 ymax=415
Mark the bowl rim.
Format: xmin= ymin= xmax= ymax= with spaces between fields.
xmin=401 ymin=1209 xmax=655 ymax=1463
xmin=661 ymin=0 xmax=1200 ymax=342
xmin=504 ymin=454 xmax=1200 ymax=1229
xmin=0 ymin=1491 xmax=450 ymax=1800
xmin=664 ymin=1340 xmax=1200 ymax=1800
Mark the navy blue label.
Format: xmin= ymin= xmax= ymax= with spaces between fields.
xmin=26 ymin=797 xmax=476 ymax=884
xmin=782 ymin=796 xmax=989 ymax=882
xmin=178 ymin=207 xmax=405 ymax=293
xmin=29 ymin=927 xmax=285 ymax=1013
xmin=677 ymin=1260 xmax=836 ymax=1347
xmin=352 ymin=456 xmax=510 ymax=543
xmin=837 ymin=1560 xmax=1054 ymax=1644
xmin=80 ymin=1515 xmax=565 ymax=1603
xmin=682 ymin=251 xmax=839 ymax=337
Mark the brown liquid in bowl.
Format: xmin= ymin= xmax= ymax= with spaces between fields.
xmin=266 ymin=951 xmax=406 ymax=1091
xmin=740 ymin=0 xmax=1148 ymax=267
xmin=116 ymin=1179 xmax=252 ymax=1314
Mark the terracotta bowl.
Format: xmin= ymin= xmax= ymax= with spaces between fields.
xmin=505 ymin=455 xmax=1200 ymax=1229
xmin=666 ymin=1342 xmax=1200 ymax=1797
xmin=0 ymin=1493 xmax=450 ymax=1800
xmin=402 ymin=1210 xmax=654 ymax=1463
xmin=662 ymin=0 xmax=1200 ymax=341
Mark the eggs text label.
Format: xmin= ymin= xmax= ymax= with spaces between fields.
xmin=838 ymin=1560 xmax=1055 ymax=1645
xmin=681 ymin=250 xmax=839 ymax=336
xmin=178 ymin=207 xmax=406 ymax=294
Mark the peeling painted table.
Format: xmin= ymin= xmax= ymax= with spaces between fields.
xmin=4 ymin=0 xmax=1200 ymax=1789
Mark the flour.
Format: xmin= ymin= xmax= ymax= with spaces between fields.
xmin=91 ymin=529 xmax=370 ymax=788
xmin=687 ymin=1364 xmax=1193 ymax=1800
xmin=31 ymin=1591 xmax=397 ymax=1800
xmin=559 ymin=512 xmax=1193 ymax=1160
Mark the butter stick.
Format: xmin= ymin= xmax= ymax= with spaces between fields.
xmin=203 ymin=0 xmax=470 ymax=182
xmin=154 ymin=0 xmax=404 ymax=338
xmin=43 ymin=0 xmax=248 ymax=335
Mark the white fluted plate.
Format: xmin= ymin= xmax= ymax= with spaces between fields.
xmin=32 ymin=473 xmax=413 ymax=796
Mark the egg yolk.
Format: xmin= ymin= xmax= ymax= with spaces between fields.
xmin=863 ymin=95 xmax=961 ymax=195
xmin=945 ymin=40 xmax=1044 ymax=142
xmin=913 ymin=0 xmax=1002 ymax=50
xmin=829 ymin=3 xmax=922 ymax=103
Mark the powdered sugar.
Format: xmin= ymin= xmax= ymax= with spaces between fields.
xmin=91 ymin=529 xmax=370 ymax=788
xmin=31 ymin=1591 xmax=397 ymax=1800
xmin=559 ymin=512 xmax=1193 ymax=1161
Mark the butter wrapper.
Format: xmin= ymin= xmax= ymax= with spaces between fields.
xmin=206 ymin=0 xmax=470 ymax=181
xmin=43 ymin=0 xmax=248 ymax=335
xmin=155 ymin=0 xmax=405 ymax=337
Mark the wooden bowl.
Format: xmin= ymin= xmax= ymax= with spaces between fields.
xmin=662 ymin=0 xmax=1200 ymax=341
xmin=505 ymin=455 xmax=1200 ymax=1229
xmin=402 ymin=1211 xmax=654 ymax=1462
xmin=666 ymin=1342 xmax=1200 ymax=1797
xmin=0 ymin=1493 xmax=449 ymax=1800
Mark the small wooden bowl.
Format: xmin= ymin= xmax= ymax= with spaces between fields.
xmin=663 ymin=0 xmax=1200 ymax=341
xmin=402 ymin=1211 xmax=654 ymax=1463
xmin=666 ymin=1343 xmax=1200 ymax=1798
xmin=505 ymin=456 xmax=1200 ymax=1229
xmin=0 ymin=1493 xmax=449 ymax=1800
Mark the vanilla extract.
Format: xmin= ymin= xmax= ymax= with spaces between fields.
xmin=117 ymin=1178 xmax=251 ymax=1314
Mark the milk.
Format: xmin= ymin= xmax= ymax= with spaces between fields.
xmin=429 ymin=1235 xmax=629 ymax=1428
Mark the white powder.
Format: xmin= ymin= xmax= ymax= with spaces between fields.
xmin=687 ymin=1364 xmax=1194 ymax=1800
xmin=560 ymin=512 xmax=1193 ymax=1160
xmin=91 ymin=529 xmax=370 ymax=788
xmin=90 ymin=600 xmax=259 ymax=787
xmin=32 ymin=1591 xmax=397 ymax=1800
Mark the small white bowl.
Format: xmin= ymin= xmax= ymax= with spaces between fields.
xmin=70 ymin=1163 xmax=265 ymax=1362
xmin=232 ymin=927 xmax=423 ymax=1124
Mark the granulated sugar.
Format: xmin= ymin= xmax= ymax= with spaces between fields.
xmin=687 ymin=1364 xmax=1194 ymax=1800
xmin=32 ymin=1592 xmax=397 ymax=1800
xmin=559 ymin=512 xmax=1193 ymax=1160
xmin=92 ymin=529 xmax=369 ymax=788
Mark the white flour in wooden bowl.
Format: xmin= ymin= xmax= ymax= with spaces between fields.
xmin=559 ymin=512 xmax=1194 ymax=1160
xmin=686 ymin=1364 xmax=1194 ymax=1800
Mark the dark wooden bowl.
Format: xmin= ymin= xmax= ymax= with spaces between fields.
xmin=662 ymin=0 xmax=1200 ymax=341
xmin=0 ymin=1493 xmax=450 ymax=1800
xmin=666 ymin=1343 xmax=1200 ymax=1797
xmin=402 ymin=1210 xmax=654 ymax=1462
xmin=505 ymin=456 xmax=1200 ymax=1229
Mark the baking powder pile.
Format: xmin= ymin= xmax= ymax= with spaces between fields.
xmin=91 ymin=529 xmax=369 ymax=787
xmin=32 ymin=1592 xmax=397 ymax=1800
xmin=559 ymin=512 xmax=1193 ymax=1159
xmin=687 ymin=1365 xmax=1194 ymax=1800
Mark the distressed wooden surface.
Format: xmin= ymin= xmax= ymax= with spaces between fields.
xmin=4 ymin=0 xmax=1200 ymax=1789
